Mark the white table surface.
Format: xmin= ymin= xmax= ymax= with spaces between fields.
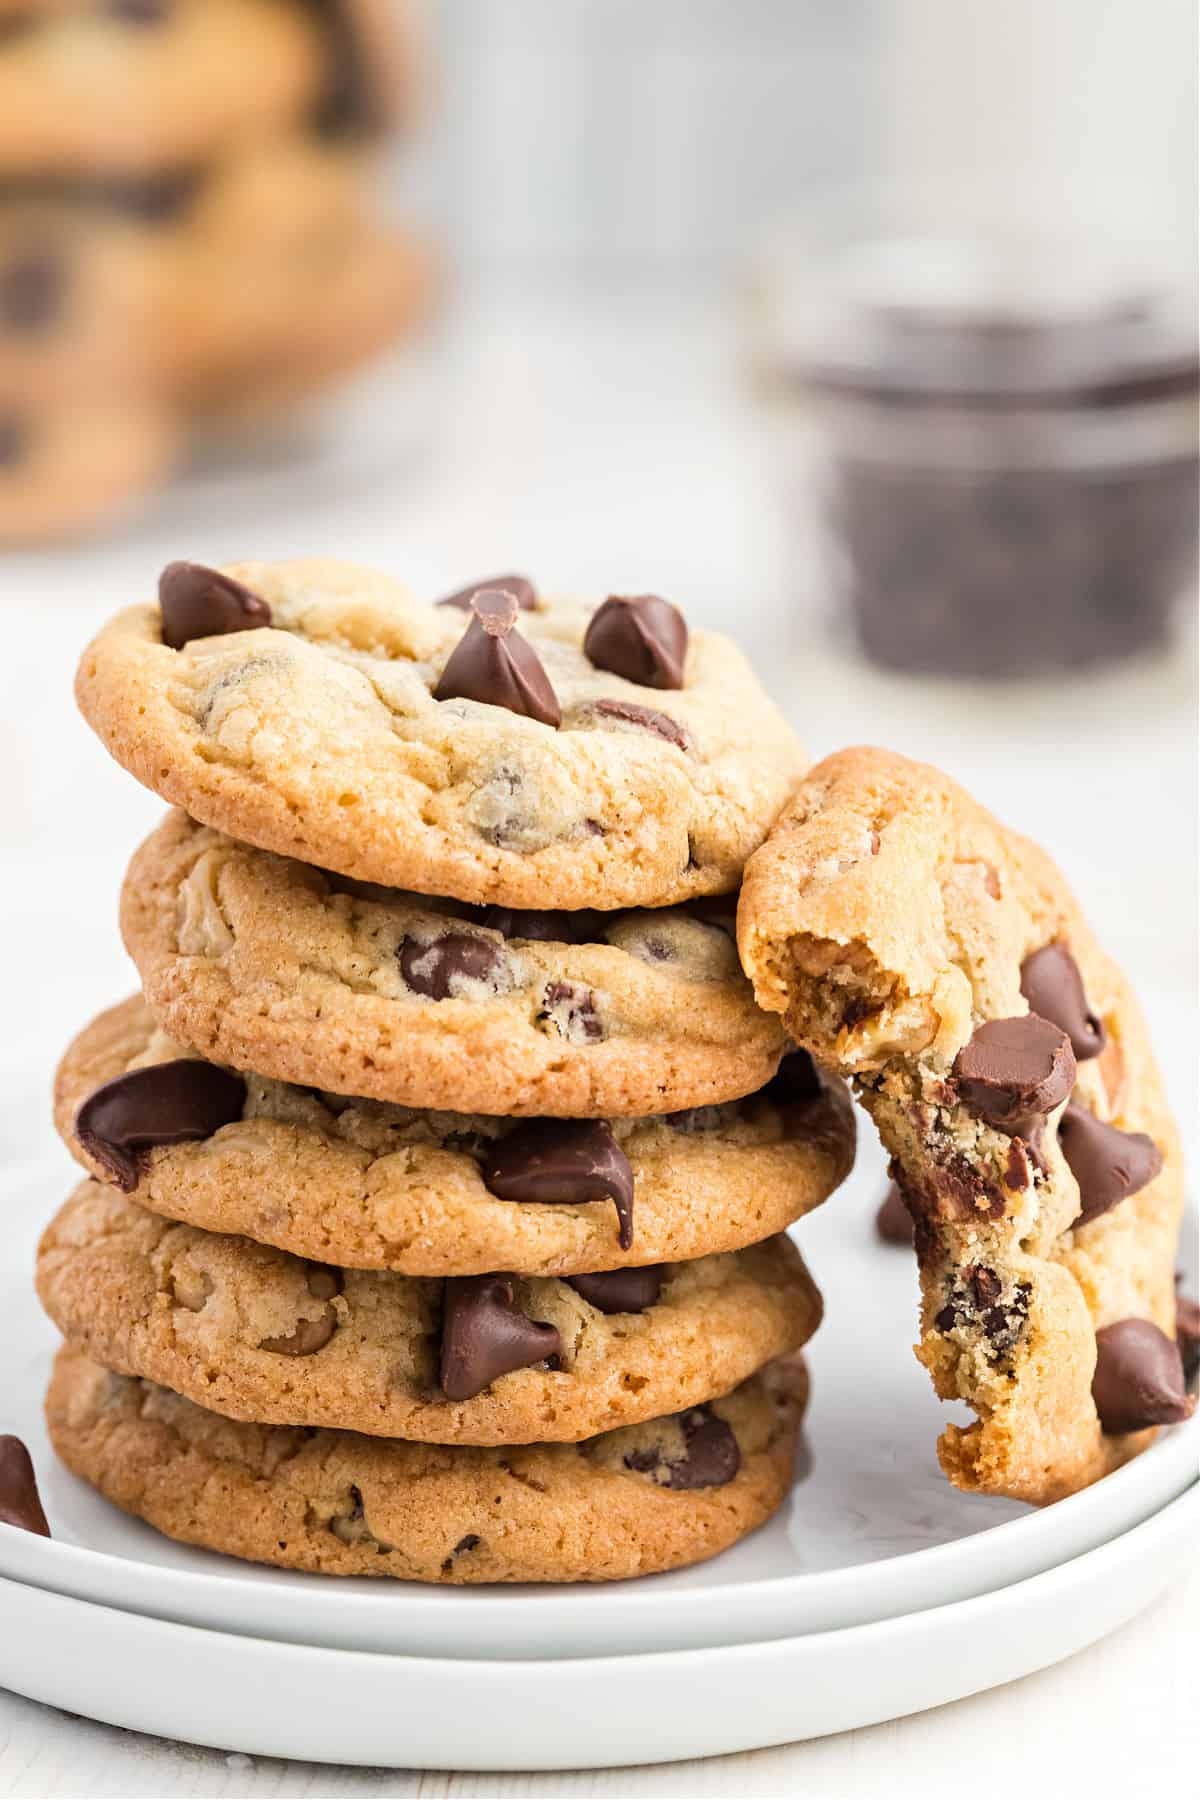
xmin=0 ymin=287 xmax=1195 ymax=1797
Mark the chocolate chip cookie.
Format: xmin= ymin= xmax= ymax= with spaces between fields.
xmin=56 ymin=997 xmax=853 ymax=1274
xmin=38 ymin=1181 xmax=820 ymax=1444
xmin=76 ymin=560 xmax=807 ymax=908
xmin=45 ymin=1345 xmax=808 ymax=1582
xmin=738 ymin=746 xmax=1190 ymax=1503
xmin=0 ymin=389 xmax=178 ymax=543
xmin=0 ymin=1 xmax=328 ymax=178
xmin=118 ymin=812 xmax=790 ymax=1115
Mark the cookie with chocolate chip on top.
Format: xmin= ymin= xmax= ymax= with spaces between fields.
xmin=56 ymin=997 xmax=854 ymax=1276
xmin=45 ymin=1345 xmax=808 ymax=1583
xmin=75 ymin=557 xmax=807 ymax=909
xmin=737 ymin=746 xmax=1188 ymax=1503
xmin=38 ymin=1180 xmax=822 ymax=1444
xmin=117 ymin=810 xmax=792 ymax=1115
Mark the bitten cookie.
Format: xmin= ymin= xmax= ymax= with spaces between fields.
xmin=45 ymin=1346 xmax=807 ymax=1583
xmin=119 ymin=813 xmax=789 ymax=1114
xmin=738 ymin=746 xmax=1191 ymax=1504
xmin=0 ymin=1 xmax=328 ymax=178
xmin=56 ymin=997 xmax=853 ymax=1275
xmin=76 ymin=559 xmax=807 ymax=908
xmin=38 ymin=1182 xmax=820 ymax=1444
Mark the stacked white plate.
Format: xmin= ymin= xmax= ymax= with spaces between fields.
xmin=2 ymin=1139 xmax=1195 ymax=1771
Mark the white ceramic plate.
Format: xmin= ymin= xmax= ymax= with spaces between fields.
xmin=2 ymin=1138 xmax=1195 ymax=1659
xmin=0 ymin=1487 xmax=1193 ymax=1770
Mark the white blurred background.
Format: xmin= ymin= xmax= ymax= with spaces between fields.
xmin=0 ymin=0 xmax=1196 ymax=1172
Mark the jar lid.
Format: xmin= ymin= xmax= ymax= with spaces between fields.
xmin=758 ymin=233 xmax=1199 ymax=405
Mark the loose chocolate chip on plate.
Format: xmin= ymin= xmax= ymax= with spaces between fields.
xmin=567 ymin=1265 xmax=664 ymax=1314
xmin=953 ymin=1015 xmax=1075 ymax=1140
xmin=1059 ymin=1103 xmax=1163 ymax=1225
xmin=159 ymin=561 xmax=272 ymax=650
xmin=398 ymin=931 xmax=506 ymax=1000
xmin=1019 ymin=943 xmax=1106 ymax=1061
xmin=437 ymin=574 xmax=536 ymax=611
xmin=434 ymin=589 xmax=561 ymax=726
xmin=1092 ymin=1318 xmax=1196 ymax=1434
xmin=0 ymin=1436 xmax=50 ymax=1537
xmin=0 ymin=247 xmax=66 ymax=332
xmin=76 ymin=1060 xmax=247 ymax=1192
xmin=583 ymin=595 xmax=688 ymax=689
xmin=1175 ymin=1292 xmax=1200 ymax=1381
xmin=483 ymin=1119 xmax=635 ymax=1249
xmin=625 ymin=1406 xmax=740 ymax=1489
xmin=439 ymin=1274 xmax=562 ymax=1401
xmin=875 ymin=1182 xmax=914 ymax=1245
xmin=574 ymin=697 xmax=690 ymax=751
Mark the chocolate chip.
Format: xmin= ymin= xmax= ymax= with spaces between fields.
xmin=953 ymin=1016 xmax=1075 ymax=1140
xmin=567 ymin=1266 xmax=664 ymax=1314
xmin=538 ymin=979 xmax=604 ymax=1043
xmin=0 ymin=247 xmax=65 ymax=332
xmin=0 ymin=414 xmax=28 ymax=468
xmin=1092 ymin=1319 xmax=1196 ymax=1434
xmin=76 ymin=1061 xmax=247 ymax=1192
xmin=159 ymin=561 xmax=272 ymax=650
xmin=1175 ymin=1292 xmax=1200 ymax=1381
xmin=439 ymin=1275 xmax=561 ymax=1401
xmin=108 ymin=0 xmax=170 ymax=20
xmin=573 ymin=698 xmax=690 ymax=751
xmin=1059 ymin=1103 xmax=1163 ymax=1225
xmin=483 ymin=1120 xmax=635 ymax=1250
xmin=935 ymin=1268 xmax=1030 ymax=1357
xmin=434 ymin=589 xmax=561 ymax=726
xmin=477 ymin=906 xmax=593 ymax=944
xmin=437 ymin=575 xmax=536 ymax=612
xmin=625 ymin=1406 xmax=740 ymax=1489
xmin=1020 ymin=943 xmax=1105 ymax=1061
xmin=398 ymin=931 xmax=505 ymax=1000
xmin=259 ymin=1267 xmax=342 ymax=1356
xmin=0 ymin=1436 xmax=50 ymax=1537
xmin=583 ymin=595 xmax=688 ymax=689
xmin=875 ymin=1182 xmax=914 ymax=1245
xmin=99 ymin=168 xmax=202 ymax=221
xmin=453 ymin=1532 xmax=481 ymax=1554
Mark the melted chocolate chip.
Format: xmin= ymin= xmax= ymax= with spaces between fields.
xmin=439 ymin=1274 xmax=561 ymax=1401
xmin=434 ymin=589 xmax=561 ymax=726
xmin=1175 ymin=1292 xmax=1200 ymax=1381
xmin=483 ymin=1120 xmax=635 ymax=1249
xmin=1092 ymin=1319 xmax=1196 ymax=1434
xmin=875 ymin=1182 xmax=915 ymax=1245
xmin=583 ymin=595 xmax=688 ymax=689
xmin=1059 ymin=1103 xmax=1163 ymax=1225
xmin=567 ymin=1266 xmax=664 ymax=1314
xmin=159 ymin=561 xmax=272 ymax=650
xmin=575 ymin=698 xmax=690 ymax=751
xmin=953 ymin=1016 xmax=1075 ymax=1140
xmin=538 ymin=979 xmax=604 ymax=1042
xmin=0 ymin=1436 xmax=50 ymax=1537
xmin=76 ymin=1061 xmax=247 ymax=1192
xmin=0 ymin=247 xmax=65 ymax=332
xmin=437 ymin=575 xmax=536 ymax=612
xmin=0 ymin=413 xmax=28 ymax=468
xmin=1020 ymin=943 xmax=1105 ymax=1061
xmin=625 ymin=1406 xmax=740 ymax=1489
xmin=936 ymin=1267 xmax=1031 ymax=1357
xmin=398 ymin=931 xmax=505 ymax=1001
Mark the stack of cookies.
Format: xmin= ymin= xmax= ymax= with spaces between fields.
xmin=0 ymin=1 xmax=431 ymax=542
xmin=37 ymin=561 xmax=855 ymax=1583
